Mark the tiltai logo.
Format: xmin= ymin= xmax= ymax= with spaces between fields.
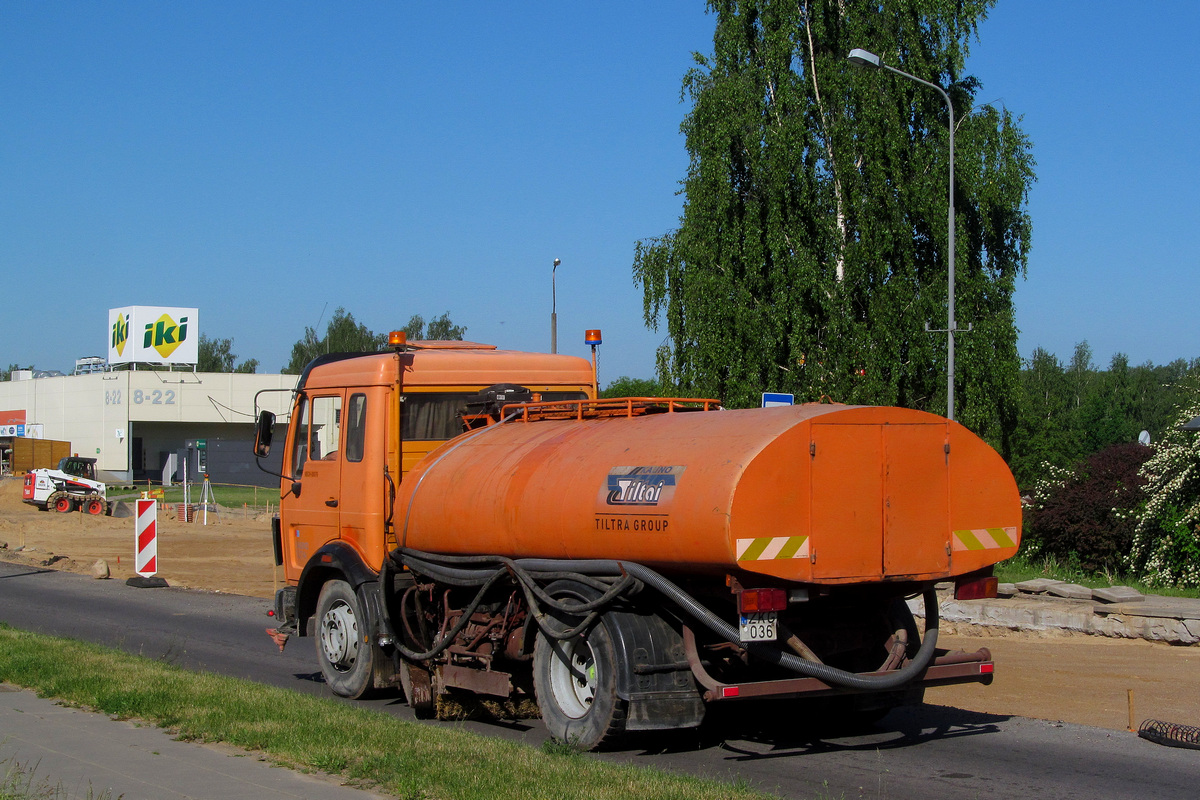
xmin=143 ymin=313 xmax=189 ymax=359
xmin=603 ymin=466 xmax=684 ymax=506
xmin=111 ymin=314 xmax=130 ymax=356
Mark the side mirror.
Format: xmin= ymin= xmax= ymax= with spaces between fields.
xmin=254 ymin=410 xmax=276 ymax=458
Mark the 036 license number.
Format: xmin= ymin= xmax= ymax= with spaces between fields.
xmin=739 ymin=611 xmax=778 ymax=642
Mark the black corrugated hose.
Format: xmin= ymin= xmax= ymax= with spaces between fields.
xmin=383 ymin=548 xmax=940 ymax=691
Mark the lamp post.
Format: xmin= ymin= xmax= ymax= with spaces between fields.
xmin=848 ymin=48 xmax=957 ymax=421
xmin=551 ymin=258 xmax=561 ymax=354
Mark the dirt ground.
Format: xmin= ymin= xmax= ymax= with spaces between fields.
xmin=0 ymin=478 xmax=283 ymax=598
xmin=2 ymin=477 xmax=1199 ymax=735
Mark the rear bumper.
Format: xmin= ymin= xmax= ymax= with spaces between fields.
xmin=696 ymin=646 xmax=994 ymax=702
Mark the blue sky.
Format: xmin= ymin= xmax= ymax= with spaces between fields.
xmin=3 ymin=2 xmax=1197 ymax=382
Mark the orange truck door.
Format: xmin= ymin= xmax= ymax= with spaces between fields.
xmin=809 ymin=423 xmax=884 ymax=580
xmin=283 ymin=393 xmax=343 ymax=573
xmin=809 ymin=422 xmax=950 ymax=582
xmin=882 ymin=422 xmax=950 ymax=577
xmin=337 ymin=390 xmax=387 ymax=565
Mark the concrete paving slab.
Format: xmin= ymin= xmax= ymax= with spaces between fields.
xmin=1014 ymin=578 xmax=1065 ymax=593
xmin=0 ymin=684 xmax=387 ymax=800
xmin=1093 ymin=586 xmax=1145 ymax=604
xmin=1102 ymin=601 xmax=1200 ymax=621
xmin=1046 ymin=583 xmax=1094 ymax=600
xmin=913 ymin=588 xmax=1200 ymax=644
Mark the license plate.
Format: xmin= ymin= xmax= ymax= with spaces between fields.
xmin=739 ymin=611 xmax=777 ymax=642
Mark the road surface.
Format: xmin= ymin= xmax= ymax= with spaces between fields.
xmin=0 ymin=561 xmax=1194 ymax=799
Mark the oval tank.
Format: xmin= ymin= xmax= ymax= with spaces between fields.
xmin=397 ymin=403 xmax=1021 ymax=584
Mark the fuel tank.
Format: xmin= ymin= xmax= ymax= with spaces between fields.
xmin=397 ymin=403 xmax=1021 ymax=584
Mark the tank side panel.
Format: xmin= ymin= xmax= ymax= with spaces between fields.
xmin=399 ymin=408 xmax=812 ymax=569
xmin=947 ymin=425 xmax=1022 ymax=573
xmin=725 ymin=421 xmax=815 ymax=581
xmin=399 ymin=404 xmax=1020 ymax=582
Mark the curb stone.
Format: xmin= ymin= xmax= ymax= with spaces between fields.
xmin=908 ymin=589 xmax=1200 ymax=645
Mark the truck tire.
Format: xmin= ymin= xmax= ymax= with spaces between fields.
xmin=53 ymin=495 xmax=75 ymax=513
xmin=84 ymin=497 xmax=105 ymax=516
xmin=315 ymin=579 xmax=377 ymax=699
xmin=533 ymin=584 xmax=628 ymax=750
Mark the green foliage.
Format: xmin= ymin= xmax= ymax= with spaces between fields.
xmin=634 ymin=0 xmax=1033 ymax=455
xmin=283 ymin=310 xmax=468 ymax=373
xmin=197 ymin=334 xmax=258 ymax=374
xmin=600 ymin=375 xmax=672 ymax=398
xmin=992 ymin=550 xmax=1200 ymax=599
xmin=403 ymin=312 xmax=467 ymax=341
xmin=1131 ymin=379 xmax=1200 ymax=587
xmin=1009 ymin=343 xmax=1200 ymax=487
xmin=282 ymin=307 xmax=386 ymax=374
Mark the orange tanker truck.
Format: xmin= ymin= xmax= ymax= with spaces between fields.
xmin=254 ymin=332 xmax=1020 ymax=749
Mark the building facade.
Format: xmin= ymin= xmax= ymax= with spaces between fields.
xmin=0 ymin=370 xmax=295 ymax=485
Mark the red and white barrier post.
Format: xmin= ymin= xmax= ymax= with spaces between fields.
xmin=135 ymin=499 xmax=157 ymax=577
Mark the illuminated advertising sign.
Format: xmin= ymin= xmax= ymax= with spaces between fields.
xmin=108 ymin=306 xmax=199 ymax=365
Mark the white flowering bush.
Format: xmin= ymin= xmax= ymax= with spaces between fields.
xmin=1129 ymin=385 xmax=1200 ymax=587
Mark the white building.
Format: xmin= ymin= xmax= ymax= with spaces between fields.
xmin=0 ymin=369 xmax=296 ymax=485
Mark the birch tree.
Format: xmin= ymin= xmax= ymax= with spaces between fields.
xmin=634 ymin=0 xmax=1034 ymax=451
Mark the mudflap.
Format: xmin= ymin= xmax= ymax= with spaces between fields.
xmin=607 ymin=608 xmax=705 ymax=732
xmin=273 ymin=585 xmax=298 ymax=631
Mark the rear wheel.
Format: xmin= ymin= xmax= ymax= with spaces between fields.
xmin=53 ymin=495 xmax=75 ymax=513
xmin=533 ymin=585 xmax=628 ymax=750
xmin=315 ymin=579 xmax=377 ymax=699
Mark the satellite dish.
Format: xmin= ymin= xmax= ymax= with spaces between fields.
xmin=1138 ymin=430 xmax=1151 ymax=446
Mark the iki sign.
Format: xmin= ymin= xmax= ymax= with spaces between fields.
xmin=108 ymin=306 xmax=199 ymax=365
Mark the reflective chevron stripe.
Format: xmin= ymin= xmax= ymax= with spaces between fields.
xmin=952 ymin=527 xmax=1018 ymax=552
xmin=736 ymin=535 xmax=810 ymax=561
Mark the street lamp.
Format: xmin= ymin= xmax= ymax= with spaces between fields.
xmin=551 ymin=258 xmax=561 ymax=354
xmin=848 ymin=47 xmax=958 ymax=421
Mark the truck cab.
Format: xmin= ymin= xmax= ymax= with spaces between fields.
xmin=263 ymin=340 xmax=596 ymax=609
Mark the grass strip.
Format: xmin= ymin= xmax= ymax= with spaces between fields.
xmin=0 ymin=624 xmax=770 ymax=800
xmin=994 ymin=553 xmax=1200 ymax=599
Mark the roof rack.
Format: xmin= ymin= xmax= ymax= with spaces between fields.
xmin=500 ymin=396 xmax=722 ymax=423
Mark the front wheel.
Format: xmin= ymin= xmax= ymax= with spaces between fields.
xmin=533 ymin=610 xmax=628 ymax=750
xmin=84 ymin=497 xmax=105 ymax=515
xmin=315 ymin=579 xmax=377 ymax=699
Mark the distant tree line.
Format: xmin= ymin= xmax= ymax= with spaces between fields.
xmin=281 ymin=309 xmax=466 ymax=374
xmin=1010 ymin=342 xmax=1200 ymax=489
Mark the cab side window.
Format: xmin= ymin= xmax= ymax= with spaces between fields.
xmin=290 ymin=397 xmax=310 ymax=478
xmin=290 ymin=395 xmax=343 ymax=475
xmin=310 ymin=396 xmax=342 ymax=462
xmin=345 ymin=394 xmax=367 ymax=462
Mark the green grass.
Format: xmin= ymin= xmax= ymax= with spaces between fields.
xmin=995 ymin=552 xmax=1200 ymax=599
xmin=117 ymin=483 xmax=283 ymax=511
xmin=1 ymin=755 xmax=114 ymax=800
xmin=0 ymin=624 xmax=772 ymax=800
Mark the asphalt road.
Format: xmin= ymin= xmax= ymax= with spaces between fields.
xmin=1 ymin=560 xmax=1195 ymax=800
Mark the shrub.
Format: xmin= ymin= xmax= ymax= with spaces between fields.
xmin=1131 ymin=384 xmax=1200 ymax=587
xmin=1023 ymin=442 xmax=1152 ymax=572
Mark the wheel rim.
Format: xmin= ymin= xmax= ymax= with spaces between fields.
xmin=548 ymin=637 xmax=597 ymax=719
xmin=319 ymin=599 xmax=359 ymax=673
xmin=55 ymin=498 xmax=71 ymax=512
